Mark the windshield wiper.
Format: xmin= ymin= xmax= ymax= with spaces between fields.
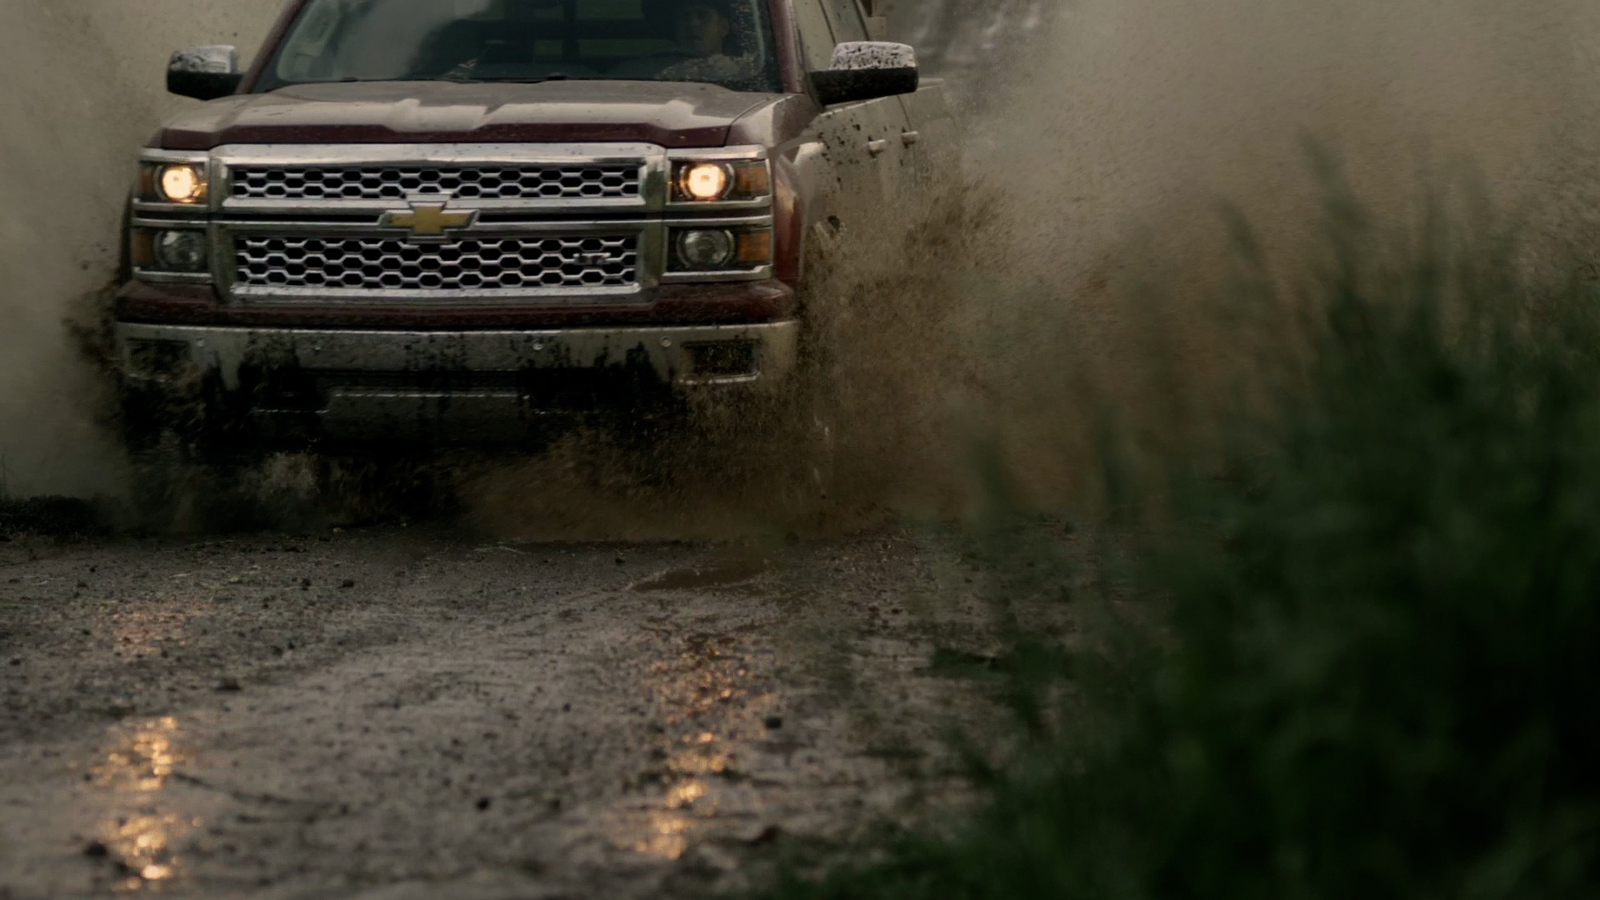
xmin=439 ymin=73 xmax=580 ymax=84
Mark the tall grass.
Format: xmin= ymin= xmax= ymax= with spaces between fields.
xmin=755 ymin=187 xmax=1600 ymax=899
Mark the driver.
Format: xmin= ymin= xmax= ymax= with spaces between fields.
xmin=653 ymin=0 xmax=753 ymax=83
xmin=673 ymin=0 xmax=733 ymax=58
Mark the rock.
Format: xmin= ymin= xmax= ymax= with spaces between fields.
xmin=764 ymin=715 xmax=784 ymax=730
xmin=476 ymin=797 xmax=491 ymax=811
xmin=340 ymin=579 xmax=356 ymax=589
xmin=742 ymin=824 xmax=782 ymax=845
xmin=216 ymin=677 xmax=242 ymax=692
xmin=82 ymin=840 xmax=109 ymax=858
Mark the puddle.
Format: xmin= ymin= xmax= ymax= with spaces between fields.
xmin=87 ymin=716 xmax=195 ymax=892
xmin=633 ymin=558 xmax=768 ymax=592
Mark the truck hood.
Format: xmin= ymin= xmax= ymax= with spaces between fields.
xmin=155 ymin=80 xmax=780 ymax=150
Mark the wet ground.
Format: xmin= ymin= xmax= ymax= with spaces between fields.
xmin=0 ymin=521 xmax=1048 ymax=899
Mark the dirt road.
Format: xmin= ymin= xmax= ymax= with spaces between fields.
xmin=0 ymin=522 xmax=1036 ymax=899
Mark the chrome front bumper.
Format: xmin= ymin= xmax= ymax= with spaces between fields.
xmin=115 ymin=320 xmax=798 ymax=444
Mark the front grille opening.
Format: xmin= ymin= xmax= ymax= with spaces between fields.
xmin=234 ymin=234 xmax=641 ymax=293
xmin=246 ymin=368 xmax=674 ymax=414
xmin=126 ymin=339 xmax=192 ymax=379
xmin=685 ymin=341 xmax=758 ymax=379
xmin=230 ymin=164 xmax=643 ymax=202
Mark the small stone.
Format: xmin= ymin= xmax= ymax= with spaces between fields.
xmin=83 ymin=840 xmax=109 ymax=858
xmin=216 ymin=677 xmax=242 ymax=692
xmin=340 ymin=579 xmax=355 ymax=589
xmin=476 ymin=797 xmax=491 ymax=811
xmin=561 ymin=702 xmax=572 ymax=712
xmin=7 ymin=658 xmax=19 ymax=667
xmin=763 ymin=716 xmax=784 ymax=730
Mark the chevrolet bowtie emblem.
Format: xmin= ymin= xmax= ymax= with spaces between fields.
xmin=379 ymin=201 xmax=478 ymax=241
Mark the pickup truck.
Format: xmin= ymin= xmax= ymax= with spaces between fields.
xmin=117 ymin=0 xmax=954 ymax=452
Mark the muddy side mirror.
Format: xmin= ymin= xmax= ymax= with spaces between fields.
xmin=810 ymin=41 xmax=919 ymax=106
xmin=168 ymin=46 xmax=243 ymax=101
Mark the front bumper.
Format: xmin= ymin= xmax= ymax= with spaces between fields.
xmin=115 ymin=320 xmax=798 ymax=445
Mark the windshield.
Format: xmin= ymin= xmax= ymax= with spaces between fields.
xmin=257 ymin=0 xmax=782 ymax=93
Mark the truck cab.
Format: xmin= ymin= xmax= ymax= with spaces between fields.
xmin=118 ymin=0 xmax=952 ymax=448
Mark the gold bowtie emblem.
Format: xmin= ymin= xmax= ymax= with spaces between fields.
xmin=379 ymin=202 xmax=478 ymax=240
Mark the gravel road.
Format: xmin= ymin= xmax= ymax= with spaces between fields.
xmin=0 ymin=521 xmax=1044 ymax=899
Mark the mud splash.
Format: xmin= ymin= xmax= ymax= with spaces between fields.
xmin=0 ymin=3 xmax=282 ymax=499
xmin=471 ymin=0 xmax=1600 ymax=539
xmin=5 ymin=2 xmax=1600 ymax=536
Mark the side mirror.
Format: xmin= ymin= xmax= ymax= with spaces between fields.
xmin=810 ymin=42 xmax=919 ymax=107
xmin=168 ymin=46 xmax=243 ymax=101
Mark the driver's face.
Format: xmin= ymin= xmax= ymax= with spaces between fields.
xmin=674 ymin=4 xmax=731 ymax=57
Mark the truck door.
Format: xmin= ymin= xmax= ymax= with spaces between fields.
xmin=894 ymin=73 xmax=958 ymax=208
xmin=793 ymin=0 xmax=913 ymax=219
xmin=820 ymin=0 xmax=920 ymax=201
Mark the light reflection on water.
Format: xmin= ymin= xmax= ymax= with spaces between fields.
xmin=636 ymin=809 xmax=695 ymax=859
xmin=90 ymin=716 xmax=194 ymax=891
xmin=608 ymin=629 xmax=772 ymax=862
xmin=630 ymin=728 xmax=739 ymax=860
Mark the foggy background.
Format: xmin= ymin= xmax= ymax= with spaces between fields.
xmin=0 ymin=3 xmax=283 ymax=498
xmin=3 ymin=0 xmax=1599 ymax=506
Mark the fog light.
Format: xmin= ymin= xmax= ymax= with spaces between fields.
xmin=154 ymin=231 xmax=208 ymax=272
xmin=676 ymin=229 xmax=735 ymax=269
xmin=126 ymin=339 xmax=191 ymax=379
xmin=158 ymin=164 xmax=207 ymax=204
xmin=686 ymin=341 xmax=757 ymax=378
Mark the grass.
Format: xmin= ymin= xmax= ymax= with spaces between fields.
xmin=750 ymin=184 xmax=1600 ymax=899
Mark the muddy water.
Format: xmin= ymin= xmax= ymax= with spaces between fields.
xmin=0 ymin=526 xmax=1037 ymax=898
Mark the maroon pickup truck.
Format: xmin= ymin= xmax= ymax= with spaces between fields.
xmin=117 ymin=0 xmax=953 ymax=451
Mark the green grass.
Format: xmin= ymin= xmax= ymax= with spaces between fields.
xmin=752 ymin=185 xmax=1600 ymax=899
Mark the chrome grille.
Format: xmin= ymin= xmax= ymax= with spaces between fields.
xmin=230 ymin=164 xmax=642 ymax=202
xmin=234 ymin=235 xmax=640 ymax=292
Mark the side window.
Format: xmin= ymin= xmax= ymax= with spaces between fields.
xmin=792 ymin=0 xmax=836 ymax=72
xmin=823 ymin=0 xmax=870 ymax=44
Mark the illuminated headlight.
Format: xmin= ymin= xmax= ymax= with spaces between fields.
xmin=138 ymin=160 xmax=209 ymax=205
xmin=671 ymin=158 xmax=771 ymax=203
xmin=671 ymin=228 xmax=773 ymax=272
xmin=134 ymin=230 xmax=209 ymax=273
xmin=679 ymin=164 xmax=729 ymax=201
xmin=160 ymin=165 xmax=207 ymax=203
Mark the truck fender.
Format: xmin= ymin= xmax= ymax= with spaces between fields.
xmin=775 ymin=139 xmax=839 ymax=288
